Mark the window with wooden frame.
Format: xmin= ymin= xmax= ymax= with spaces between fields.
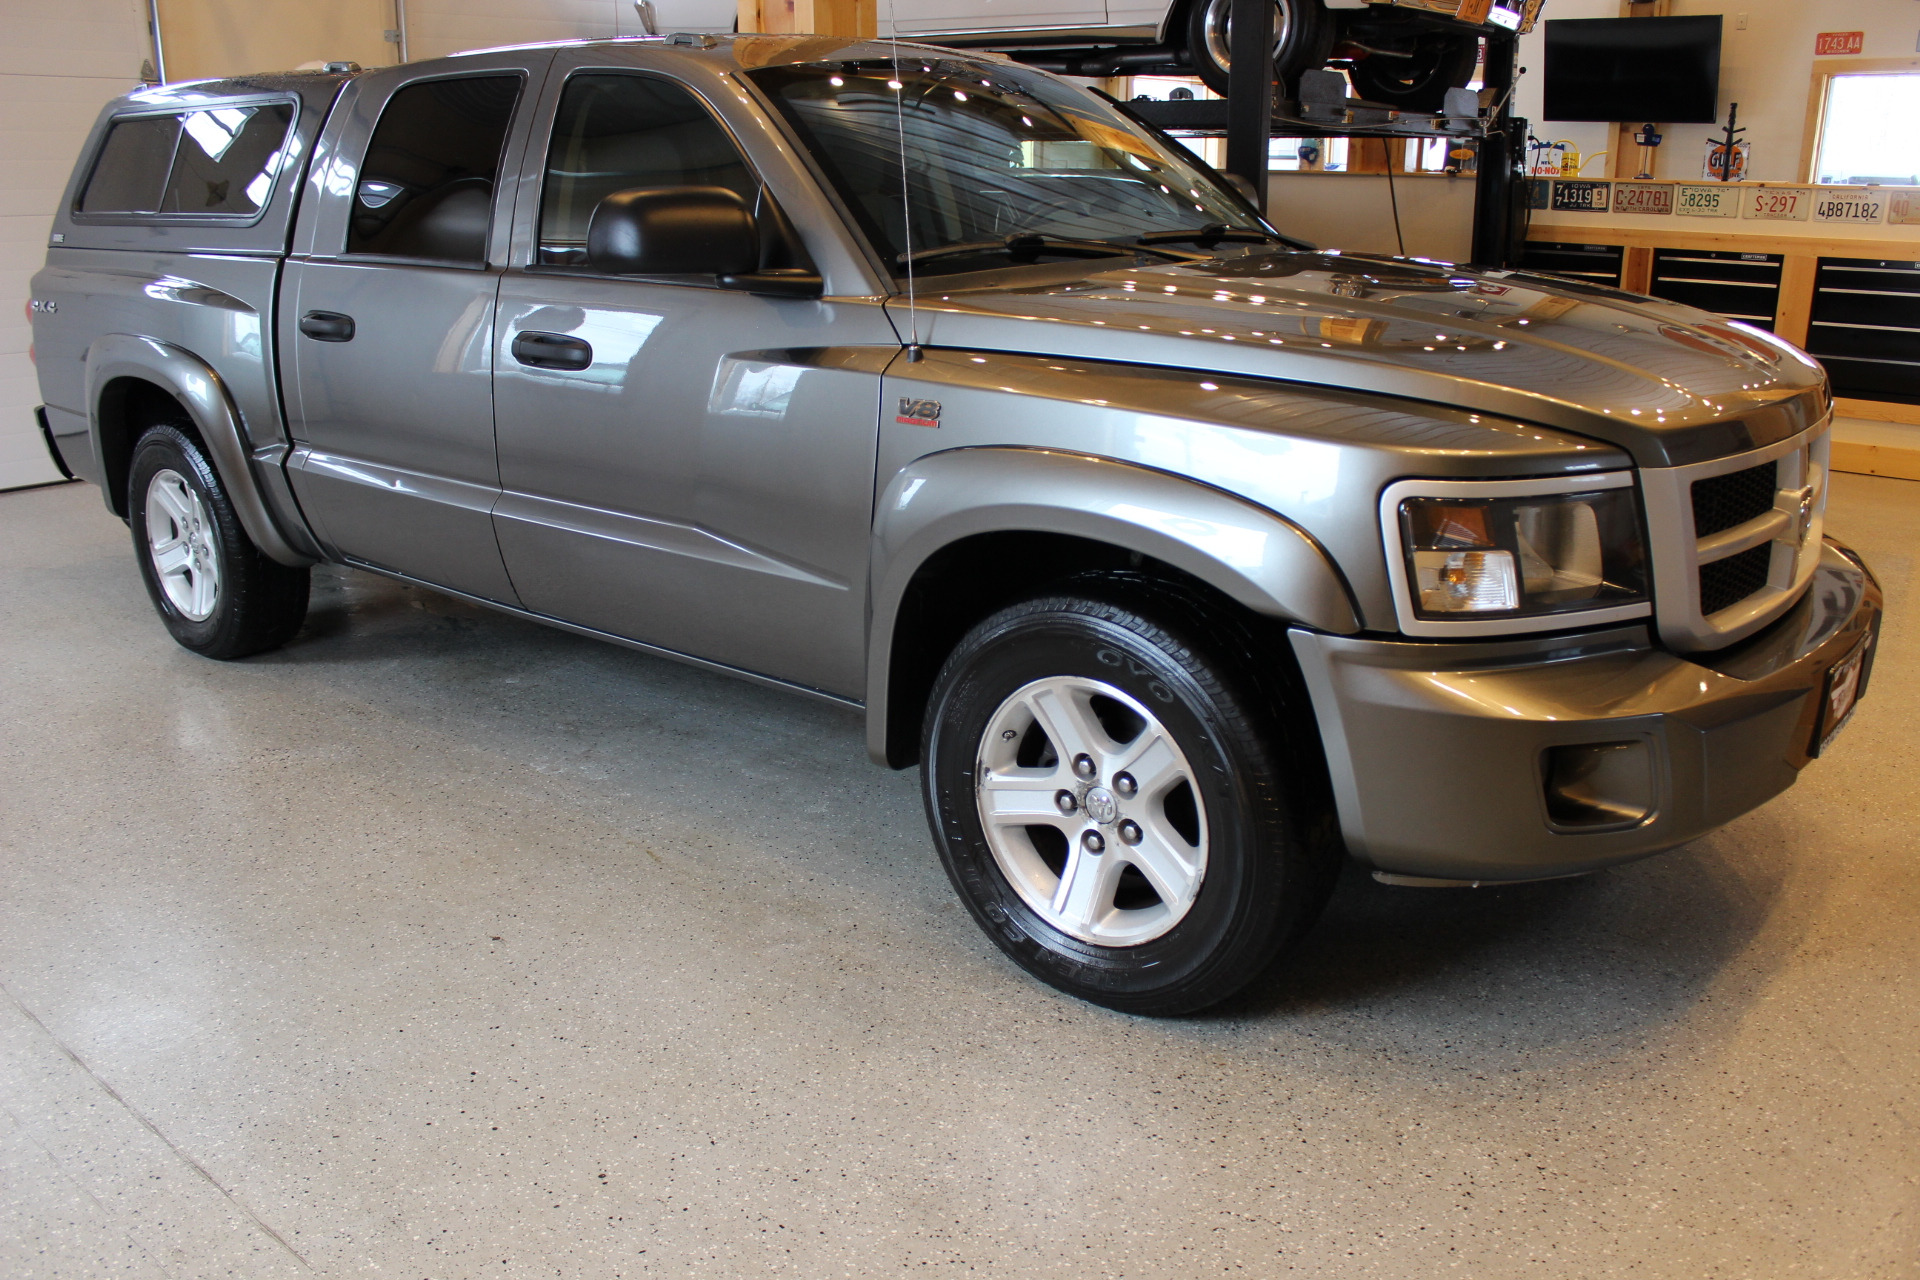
xmin=1805 ymin=57 xmax=1920 ymax=186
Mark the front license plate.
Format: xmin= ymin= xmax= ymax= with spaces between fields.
xmin=1814 ymin=624 xmax=1879 ymax=756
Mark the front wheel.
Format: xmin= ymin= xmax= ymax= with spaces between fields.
xmin=921 ymin=588 xmax=1337 ymax=1015
xmin=1188 ymin=0 xmax=1335 ymax=100
xmin=128 ymin=423 xmax=310 ymax=659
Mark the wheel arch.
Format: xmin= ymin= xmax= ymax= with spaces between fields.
xmin=85 ymin=335 xmax=316 ymax=566
xmin=867 ymin=446 xmax=1361 ymax=768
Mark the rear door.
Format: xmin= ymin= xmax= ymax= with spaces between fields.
xmin=282 ymin=54 xmax=549 ymax=601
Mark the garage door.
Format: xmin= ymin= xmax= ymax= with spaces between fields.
xmin=1 ymin=0 xmax=154 ymax=491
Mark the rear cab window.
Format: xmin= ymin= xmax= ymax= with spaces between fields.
xmin=345 ymin=75 xmax=521 ymax=264
xmin=79 ymin=102 xmax=296 ymax=219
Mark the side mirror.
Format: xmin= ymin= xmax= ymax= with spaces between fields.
xmin=587 ymin=186 xmax=760 ymax=276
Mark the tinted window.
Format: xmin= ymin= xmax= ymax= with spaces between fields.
xmin=347 ymin=75 xmax=520 ymax=263
xmin=750 ymin=61 xmax=1264 ymax=278
xmin=162 ymin=104 xmax=295 ymax=214
xmin=538 ymin=74 xmax=755 ymax=266
xmin=81 ymin=105 xmax=295 ymax=217
xmin=81 ymin=115 xmax=182 ymax=214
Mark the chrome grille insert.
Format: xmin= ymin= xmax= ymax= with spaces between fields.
xmin=1639 ymin=419 xmax=1831 ymax=651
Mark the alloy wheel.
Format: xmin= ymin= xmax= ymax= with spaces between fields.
xmin=145 ymin=468 xmax=221 ymax=622
xmin=975 ymin=675 xmax=1209 ymax=947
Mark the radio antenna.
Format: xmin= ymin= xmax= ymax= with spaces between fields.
xmin=883 ymin=0 xmax=922 ymax=357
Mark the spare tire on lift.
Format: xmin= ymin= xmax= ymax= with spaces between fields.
xmin=1348 ymin=31 xmax=1481 ymax=112
xmin=1186 ymin=0 xmax=1334 ymax=100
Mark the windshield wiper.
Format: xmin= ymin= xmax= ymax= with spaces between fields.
xmin=1135 ymin=223 xmax=1287 ymax=248
xmin=897 ymin=233 xmax=1206 ymax=267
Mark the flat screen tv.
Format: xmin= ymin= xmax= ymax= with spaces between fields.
xmin=1543 ymin=16 xmax=1723 ymax=124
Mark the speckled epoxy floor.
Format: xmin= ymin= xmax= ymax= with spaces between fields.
xmin=1 ymin=475 xmax=1915 ymax=1280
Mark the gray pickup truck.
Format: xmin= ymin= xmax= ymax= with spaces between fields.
xmin=30 ymin=34 xmax=1880 ymax=1014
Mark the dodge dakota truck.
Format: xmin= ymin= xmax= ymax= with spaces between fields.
xmin=29 ymin=34 xmax=1879 ymax=1014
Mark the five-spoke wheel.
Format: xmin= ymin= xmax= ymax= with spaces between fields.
xmin=922 ymin=585 xmax=1338 ymax=1015
xmin=127 ymin=422 xmax=310 ymax=659
xmin=977 ymin=676 xmax=1207 ymax=947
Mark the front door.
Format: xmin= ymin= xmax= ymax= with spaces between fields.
xmin=283 ymin=57 xmax=545 ymax=601
xmin=489 ymin=61 xmax=892 ymax=698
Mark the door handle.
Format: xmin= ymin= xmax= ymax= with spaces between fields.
xmin=299 ymin=310 xmax=355 ymax=342
xmin=511 ymin=331 xmax=593 ymax=371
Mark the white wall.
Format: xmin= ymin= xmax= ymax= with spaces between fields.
xmin=1268 ymin=172 xmax=1478 ymax=261
xmin=1517 ymin=0 xmax=1920 ymax=183
xmin=0 ymin=0 xmax=152 ymax=491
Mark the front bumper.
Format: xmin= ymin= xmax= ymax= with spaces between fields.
xmin=1289 ymin=538 xmax=1882 ymax=882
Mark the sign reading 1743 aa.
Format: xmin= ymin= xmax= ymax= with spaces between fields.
xmin=1551 ymin=181 xmax=1611 ymax=212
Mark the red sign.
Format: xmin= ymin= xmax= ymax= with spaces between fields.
xmin=1816 ymin=31 xmax=1865 ymax=56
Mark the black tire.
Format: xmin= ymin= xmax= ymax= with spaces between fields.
xmin=127 ymin=423 xmax=310 ymax=660
xmin=1187 ymin=0 xmax=1335 ymax=100
xmin=1349 ymin=33 xmax=1480 ymax=112
xmin=921 ymin=582 xmax=1339 ymax=1015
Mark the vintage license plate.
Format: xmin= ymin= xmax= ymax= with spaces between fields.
xmin=1814 ymin=192 xmax=1886 ymax=225
xmin=1746 ymin=187 xmax=1812 ymax=221
xmin=1613 ymin=182 xmax=1674 ymax=215
xmin=1891 ymin=191 xmax=1920 ymax=226
xmin=1552 ymin=180 xmax=1611 ymax=212
xmin=1676 ymin=184 xmax=1739 ymax=218
xmin=1814 ymin=624 xmax=1879 ymax=756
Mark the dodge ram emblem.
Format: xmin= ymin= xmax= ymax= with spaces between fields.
xmin=896 ymin=397 xmax=942 ymax=427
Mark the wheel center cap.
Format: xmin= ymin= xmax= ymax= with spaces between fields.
xmin=1082 ymin=786 xmax=1119 ymax=825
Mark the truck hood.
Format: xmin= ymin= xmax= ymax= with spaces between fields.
xmin=890 ymin=252 xmax=1830 ymax=467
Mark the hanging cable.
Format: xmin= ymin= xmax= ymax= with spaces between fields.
xmin=1385 ymin=142 xmax=1406 ymax=257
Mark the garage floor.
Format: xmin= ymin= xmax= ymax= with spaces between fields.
xmin=2 ymin=474 xmax=1915 ymax=1279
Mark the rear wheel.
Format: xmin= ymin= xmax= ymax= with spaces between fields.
xmin=1188 ymin=0 xmax=1334 ymax=100
xmin=128 ymin=423 xmax=310 ymax=659
xmin=921 ymin=586 xmax=1338 ymax=1015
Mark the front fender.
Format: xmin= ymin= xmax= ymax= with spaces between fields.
xmin=866 ymin=445 xmax=1361 ymax=762
xmin=85 ymin=334 xmax=317 ymax=566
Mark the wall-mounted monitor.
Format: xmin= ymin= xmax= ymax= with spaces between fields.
xmin=1543 ymin=16 xmax=1724 ymax=124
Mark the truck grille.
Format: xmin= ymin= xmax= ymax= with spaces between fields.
xmin=1640 ymin=420 xmax=1831 ymax=650
xmin=1698 ymin=543 xmax=1775 ymax=615
xmin=1691 ymin=461 xmax=1779 ymax=538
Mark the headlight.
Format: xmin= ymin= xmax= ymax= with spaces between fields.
xmin=1380 ymin=474 xmax=1653 ymax=637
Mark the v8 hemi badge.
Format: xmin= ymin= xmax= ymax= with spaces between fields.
xmin=896 ymin=397 xmax=942 ymax=427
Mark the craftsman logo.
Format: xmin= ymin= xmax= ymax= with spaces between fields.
xmin=896 ymin=397 xmax=942 ymax=427
xmin=1815 ymin=31 xmax=1864 ymax=56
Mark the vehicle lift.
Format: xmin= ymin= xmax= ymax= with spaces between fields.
xmin=1122 ymin=0 xmax=1530 ymax=267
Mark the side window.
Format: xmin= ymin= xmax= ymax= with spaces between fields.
xmin=347 ymin=75 xmax=521 ymax=264
xmin=538 ymin=74 xmax=757 ymax=267
xmin=80 ymin=104 xmax=294 ymax=216
xmin=163 ymin=105 xmax=296 ymax=213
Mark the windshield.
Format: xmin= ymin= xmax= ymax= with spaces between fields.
xmin=748 ymin=58 xmax=1272 ymax=278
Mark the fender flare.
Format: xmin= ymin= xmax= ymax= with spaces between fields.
xmin=866 ymin=446 xmax=1361 ymax=764
xmin=85 ymin=333 xmax=315 ymax=567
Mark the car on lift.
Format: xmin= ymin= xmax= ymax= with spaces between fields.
xmin=662 ymin=0 xmax=1543 ymax=109
xmin=30 ymin=33 xmax=1877 ymax=1018
xmin=879 ymin=0 xmax=1543 ymax=108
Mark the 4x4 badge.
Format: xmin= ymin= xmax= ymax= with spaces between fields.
xmin=896 ymin=397 xmax=942 ymax=427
